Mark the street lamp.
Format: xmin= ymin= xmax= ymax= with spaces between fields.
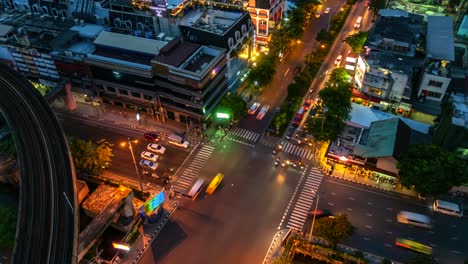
xmin=320 ymin=106 xmax=329 ymax=134
xmin=308 ymin=193 xmax=320 ymax=243
xmin=339 ymin=156 xmax=349 ymax=178
xmin=120 ymin=138 xmax=143 ymax=191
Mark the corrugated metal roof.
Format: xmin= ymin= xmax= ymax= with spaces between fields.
xmin=426 ymin=16 xmax=455 ymax=61
xmin=93 ymin=31 xmax=167 ymax=55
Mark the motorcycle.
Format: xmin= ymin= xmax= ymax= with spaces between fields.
xmin=274 ymin=158 xmax=280 ymax=167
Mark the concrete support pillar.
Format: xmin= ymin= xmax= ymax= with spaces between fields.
xmin=63 ymin=82 xmax=77 ymax=111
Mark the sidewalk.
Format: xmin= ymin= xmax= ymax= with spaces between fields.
xmin=315 ymin=142 xmax=419 ymax=198
xmin=51 ymin=99 xmax=206 ymax=145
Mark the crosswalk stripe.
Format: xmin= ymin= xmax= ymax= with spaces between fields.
xmin=307 ymin=151 xmax=313 ymax=159
xmin=289 ymin=215 xmax=305 ymax=223
xmin=294 ymin=204 xmax=311 ymax=212
xmin=284 ymin=144 xmax=293 ymax=152
xmin=286 ymin=223 xmax=302 ymax=229
xmin=241 ymin=129 xmax=250 ymax=138
xmin=300 ymin=148 xmax=307 ymax=157
xmin=252 ymin=133 xmax=259 ymax=141
xmin=178 ymin=179 xmax=193 ymax=185
xmin=294 ymin=210 xmax=310 ymax=218
xmin=299 ymin=193 xmax=315 ymax=200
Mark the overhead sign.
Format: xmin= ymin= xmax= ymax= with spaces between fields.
xmin=216 ymin=112 xmax=230 ymax=119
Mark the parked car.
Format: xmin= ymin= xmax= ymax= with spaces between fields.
xmin=147 ymin=143 xmax=166 ymax=154
xmin=324 ymin=7 xmax=331 ymax=14
xmin=248 ymin=102 xmax=261 ymax=115
xmin=144 ymin=132 xmax=160 ymax=142
xmin=139 ymin=159 xmax=158 ymax=171
xmin=141 ymin=151 xmax=158 ymax=162
xmin=256 ymin=105 xmax=270 ymax=120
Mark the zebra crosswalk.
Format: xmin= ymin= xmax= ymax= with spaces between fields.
xmin=227 ymin=127 xmax=260 ymax=146
xmin=282 ymin=142 xmax=314 ymax=160
xmin=286 ymin=167 xmax=324 ymax=231
xmin=173 ymin=145 xmax=215 ymax=192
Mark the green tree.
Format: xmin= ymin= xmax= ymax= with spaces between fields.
xmin=0 ymin=206 xmax=17 ymax=248
xmin=314 ymin=214 xmax=354 ymax=250
xmin=215 ymin=93 xmax=246 ymax=121
xmin=0 ymin=134 xmax=16 ymax=156
xmin=307 ymin=83 xmax=352 ymax=141
xmin=397 ymin=144 xmax=468 ymax=197
xmin=343 ymin=31 xmax=368 ymax=53
xmin=406 ymin=254 xmax=437 ymax=264
xmin=369 ymin=0 xmax=386 ymax=20
xmin=248 ymin=54 xmax=277 ymax=88
xmin=329 ymin=68 xmax=351 ymax=85
xmin=68 ymin=137 xmax=114 ymax=176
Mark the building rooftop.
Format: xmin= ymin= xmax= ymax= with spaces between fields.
xmin=451 ymin=92 xmax=468 ymax=128
xmin=348 ymin=103 xmax=430 ymax=134
xmin=153 ymin=37 xmax=201 ymax=67
xmin=70 ymin=24 xmax=105 ymax=39
xmin=82 ymin=185 xmax=132 ymax=214
xmin=366 ymin=11 xmax=424 ymax=57
xmin=94 ymin=31 xmax=167 ymax=55
xmin=353 ymin=118 xmax=411 ymax=158
xmin=426 ymin=16 xmax=455 ymax=61
xmin=364 ymin=51 xmax=423 ymax=78
xmin=180 ymin=9 xmax=243 ymax=36
xmin=456 ymin=15 xmax=468 ymax=39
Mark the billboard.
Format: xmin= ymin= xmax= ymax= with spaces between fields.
xmin=140 ymin=191 xmax=165 ymax=216
xmin=354 ymin=56 xmax=368 ymax=88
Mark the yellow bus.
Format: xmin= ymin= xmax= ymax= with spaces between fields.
xmin=395 ymin=238 xmax=432 ymax=255
xmin=206 ymin=173 xmax=224 ymax=195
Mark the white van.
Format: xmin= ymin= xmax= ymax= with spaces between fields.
xmin=433 ymin=200 xmax=463 ymax=217
xmin=354 ymin=16 xmax=362 ymax=29
xmin=397 ymin=211 xmax=432 ymax=229
xmin=168 ymin=134 xmax=190 ymax=148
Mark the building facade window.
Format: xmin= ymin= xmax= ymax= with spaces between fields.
xmin=143 ymin=94 xmax=153 ymax=101
xmin=259 ymin=29 xmax=267 ymax=35
xmin=107 ymin=86 xmax=116 ymax=93
xmin=119 ymin=89 xmax=128 ymax=95
xmin=427 ymin=91 xmax=442 ymax=98
xmin=131 ymin=91 xmax=141 ymax=98
xmin=259 ymin=20 xmax=267 ymax=25
xmin=428 ymin=80 xmax=443 ymax=88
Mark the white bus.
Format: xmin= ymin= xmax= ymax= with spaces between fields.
xmin=186 ymin=178 xmax=205 ymax=200
xmin=397 ymin=211 xmax=432 ymax=229
xmin=433 ymin=200 xmax=463 ymax=217
xmin=354 ymin=16 xmax=363 ymax=29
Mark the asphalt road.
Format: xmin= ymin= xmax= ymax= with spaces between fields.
xmin=139 ymin=140 xmax=306 ymax=264
xmin=301 ymin=177 xmax=468 ymax=263
xmin=57 ymin=113 xmax=189 ymax=187
xmin=0 ymin=63 xmax=77 ymax=263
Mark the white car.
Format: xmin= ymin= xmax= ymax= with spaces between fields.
xmin=256 ymin=105 xmax=270 ymax=120
xmin=147 ymin=143 xmax=166 ymax=154
xmin=248 ymin=102 xmax=261 ymax=115
xmin=141 ymin=151 xmax=158 ymax=162
xmin=324 ymin=7 xmax=331 ymax=14
xmin=334 ymin=55 xmax=343 ymax=66
xmin=139 ymin=159 xmax=158 ymax=171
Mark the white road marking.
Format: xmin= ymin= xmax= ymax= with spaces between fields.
xmin=386 ymin=231 xmax=393 ymax=235
xmin=349 ymin=197 xmax=355 ymax=200
xmin=386 ymin=208 xmax=393 ymax=211
xmin=368 ymin=202 xmax=374 ymax=205
xmin=284 ymin=68 xmax=290 ymax=76
xmin=365 ymin=225 xmax=373 ymax=229
xmin=347 ymin=208 xmax=353 ymax=211
xmin=366 ymin=213 xmax=373 ymax=217
xmin=328 ymin=202 xmax=334 ymax=206
xmin=384 ymin=244 xmax=392 ymax=247
xmin=386 ymin=219 xmax=393 ymax=222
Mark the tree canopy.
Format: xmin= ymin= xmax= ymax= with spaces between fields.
xmin=368 ymin=0 xmax=386 ymax=18
xmin=307 ymin=83 xmax=352 ymax=141
xmin=343 ymin=31 xmax=368 ymax=53
xmin=68 ymin=137 xmax=114 ymax=176
xmin=215 ymin=93 xmax=246 ymax=121
xmin=314 ymin=214 xmax=354 ymax=250
xmin=0 ymin=206 xmax=17 ymax=248
xmin=397 ymin=144 xmax=468 ymax=197
xmin=329 ymin=68 xmax=351 ymax=84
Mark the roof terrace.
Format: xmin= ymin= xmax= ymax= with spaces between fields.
xmin=180 ymin=9 xmax=243 ymax=36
